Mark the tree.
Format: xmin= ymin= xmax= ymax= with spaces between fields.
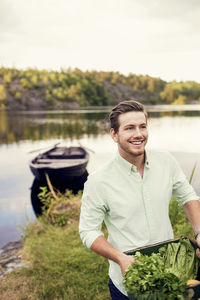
xmin=172 ymin=95 xmax=187 ymax=105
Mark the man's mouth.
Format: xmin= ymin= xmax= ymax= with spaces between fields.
xmin=130 ymin=140 xmax=144 ymax=145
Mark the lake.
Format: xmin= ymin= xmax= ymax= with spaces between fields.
xmin=1 ymin=105 xmax=200 ymax=248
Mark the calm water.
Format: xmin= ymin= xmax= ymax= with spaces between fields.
xmin=1 ymin=106 xmax=200 ymax=248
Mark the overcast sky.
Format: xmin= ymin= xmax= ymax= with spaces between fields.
xmin=1 ymin=0 xmax=200 ymax=82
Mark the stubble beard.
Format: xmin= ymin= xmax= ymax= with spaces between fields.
xmin=118 ymin=139 xmax=146 ymax=161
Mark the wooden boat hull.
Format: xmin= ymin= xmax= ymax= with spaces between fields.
xmin=29 ymin=146 xmax=89 ymax=182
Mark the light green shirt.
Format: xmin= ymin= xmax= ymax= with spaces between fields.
xmin=79 ymin=150 xmax=199 ymax=295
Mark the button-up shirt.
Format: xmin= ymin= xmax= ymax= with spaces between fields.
xmin=79 ymin=150 xmax=200 ymax=295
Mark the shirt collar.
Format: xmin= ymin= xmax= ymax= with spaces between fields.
xmin=115 ymin=151 xmax=150 ymax=174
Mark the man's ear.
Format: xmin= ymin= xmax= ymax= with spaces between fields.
xmin=110 ymin=128 xmax=118 ymax=143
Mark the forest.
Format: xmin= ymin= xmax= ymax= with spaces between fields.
xmin=0 ymin=67 xmax=200 ymax=110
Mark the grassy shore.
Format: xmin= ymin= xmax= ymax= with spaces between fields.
xmin=0 ymin=220 xmax=110 ymax=300
xmin=0 ymin=193 xmax=110 ymax=300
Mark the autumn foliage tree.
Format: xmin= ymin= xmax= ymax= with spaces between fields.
xmin=0 ymin=67 xmax=200 ymax=109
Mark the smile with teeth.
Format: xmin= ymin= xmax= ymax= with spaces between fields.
xmin=130 ymin=140 xmax=144 ymax=145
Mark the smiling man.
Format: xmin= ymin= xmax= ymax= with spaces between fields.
xmin=110 ymin=109 xmax=148 ymax=177
xmin=79 ymin=100 xmax=200 ymax=300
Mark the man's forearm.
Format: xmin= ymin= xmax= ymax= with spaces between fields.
xmin=182 ymin=200 xmax=200 ymax=259
xmin=183 ymin=200 xmax=200 ymax=233
xmin=91 ymin=236 xmax=134 ymax=275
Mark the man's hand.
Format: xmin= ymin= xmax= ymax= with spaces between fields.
xmin=196 ymin=234 xmax=200 ymax=259
xmin=118 ymin=253 xmax=135 ymax=276
xmin=90 ymin=236 xmax=136 ymax=276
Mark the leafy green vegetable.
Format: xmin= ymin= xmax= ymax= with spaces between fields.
xmin=159 ymin=238 xmax=199 ymax=281
xmin=123 ymin=252 xmax=188 ymax=300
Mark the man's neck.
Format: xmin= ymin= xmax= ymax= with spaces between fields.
xmin=132 ymin=155 xmax=145 ymax=177
xmin=119 ymin=151 xmax=145 ymax=176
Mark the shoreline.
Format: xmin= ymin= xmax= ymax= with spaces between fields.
xmin=0 ymin=240 xmax=27 ymax=278
xmin=2 ymin=104 xmax=200 ymax=114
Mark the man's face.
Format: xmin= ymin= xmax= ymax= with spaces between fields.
xmin=110 ymin=111 xmax=148 ymax=162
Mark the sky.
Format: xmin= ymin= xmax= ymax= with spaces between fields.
xmin=0 ymin=0 xmax=200 ymax=82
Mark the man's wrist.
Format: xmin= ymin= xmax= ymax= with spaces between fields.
xmin=194 ymin=229 xmax=200 ymax=239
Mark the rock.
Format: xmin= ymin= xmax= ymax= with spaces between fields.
xmin=0 ymin=240 xmax=28 ymax=278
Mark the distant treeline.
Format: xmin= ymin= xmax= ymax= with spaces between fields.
xmin=0 ymin=67 xmax=200 ymax=110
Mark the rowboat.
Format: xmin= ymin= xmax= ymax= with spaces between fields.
xmin=29 ymin=145 xmax=89 ymax=182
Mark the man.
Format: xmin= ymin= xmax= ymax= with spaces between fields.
xmin=79 ymin=100 xmax=200 ymax=299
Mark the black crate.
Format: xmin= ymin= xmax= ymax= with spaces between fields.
xmin=124 ymin=237 xmax=200 ymax=300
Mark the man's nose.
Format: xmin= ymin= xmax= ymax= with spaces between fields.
xmin=134 ymin=128 xmax=142 ymax=137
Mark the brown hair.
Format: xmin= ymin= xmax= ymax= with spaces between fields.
xmin=109 ymin=100 xmax=147 ymax=132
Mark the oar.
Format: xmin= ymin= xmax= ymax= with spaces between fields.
xmin=28 ymin=142 xmax=60 ymax=154
xmin=78 ymin=142 xmax=95 ymax=154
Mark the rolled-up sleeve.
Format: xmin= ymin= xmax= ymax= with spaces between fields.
xmin=171 ymin=155 xmax=200 ymax=206
xmin=79 ymin=176 xmax=107 ymax=248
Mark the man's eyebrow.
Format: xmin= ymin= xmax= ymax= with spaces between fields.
xmin=123 ymin=124 xmax=134 ymax=128
xmin=124 ymin=122 xmax=146 ymax=127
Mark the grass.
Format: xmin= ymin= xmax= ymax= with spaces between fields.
xmin=169 ymin=197 xmax=194 ymax=238
xmin=0 ymin=218 xmax=110 ymax=300
xmin=0 ymin=189 xmax=110 ymax=300
xmin=169 ymin=163 xmax=197 ymax=239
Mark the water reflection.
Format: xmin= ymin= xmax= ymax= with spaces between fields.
xmin=0 ymin=111 xmax=109 ymax=145
xmin=151 ymin=110 xmax=200 ymax=118
xmin=1 ymin=108 xmax=200 ymax=145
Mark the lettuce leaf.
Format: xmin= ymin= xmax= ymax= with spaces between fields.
xmin=159 ymin=238 xmax=199 ymax=281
